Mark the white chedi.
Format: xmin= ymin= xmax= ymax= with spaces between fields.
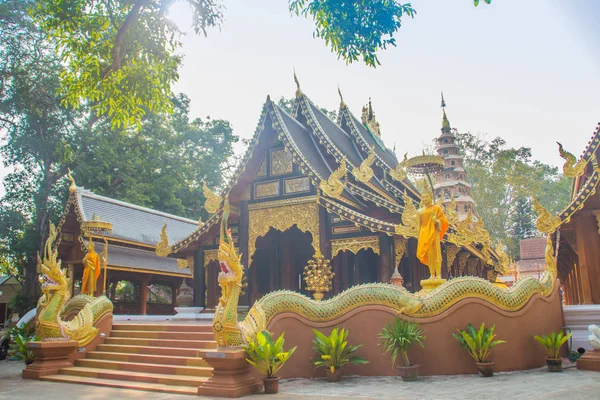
xmin=589 ymin=325 xmax=600 ymax=350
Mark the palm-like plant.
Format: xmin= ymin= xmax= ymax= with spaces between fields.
xmin=379 ymin=318 xmax=425 ymax=367
xmin=243 ymin=331 xmax=297 ymax=378
xmin=311 ymin=327 xmax=369 ymax=373
xmin=452 ymin=323 xmax=506 ymax=363
xmin=8 ymin=325 xmax=37 ymax=365
xmin=534 ymin=331 xmax=571 ymax=359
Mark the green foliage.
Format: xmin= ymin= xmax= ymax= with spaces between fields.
xmin=453 ymin=131 xmax=571 ymax=259
xmin=7 ymin=292 xmax=35 ymax=318
xmin=379 ymin=318 xmax=425 ymax=367
xmin=311 ymin=327 xmax=369 ymax=372
xmin=8 ymin=324 xmax=38 ymax=365
xmin=473 ymin=0 xmax=492 ymax=6
xmin=452 ymin=323 xmax=506 ymax=363
xmin=243 ymin=331 xmax=297 ymax=378
xmin=31 ymin=0 xmax=223 ymax=130
xmin=534 ymin=331 xmax=571 ymax=359
xmin=290 ymin=0 xmax=416 ymax=67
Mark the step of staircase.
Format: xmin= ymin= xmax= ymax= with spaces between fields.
xmin=45 ymin=322 xmax=217 ymax=395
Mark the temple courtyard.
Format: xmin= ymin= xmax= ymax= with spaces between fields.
xmin=1 ymin=359 xmax=598 ymax=400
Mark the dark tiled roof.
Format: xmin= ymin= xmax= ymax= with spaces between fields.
xmin=519 ymin=237 xmax=547 ymax=260
xmin=349 ymin=112 xmax=399 ymax=168
xmin=78 ymin=190 xmax=198 ymax=246
xmin=96 ymin=243 xmax=191 ymax=276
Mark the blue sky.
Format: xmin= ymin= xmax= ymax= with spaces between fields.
xmin=1 ymin=0 xmax=599 ymax=196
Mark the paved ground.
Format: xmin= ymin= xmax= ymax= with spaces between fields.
xmin=1 ymin=358 xmax=599 ymax=400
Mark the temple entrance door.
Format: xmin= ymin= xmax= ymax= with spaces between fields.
xmin=333 ymin=249 xmax=379 ymax=293
xmin=248 ymin=226 xmax=314 ymax=304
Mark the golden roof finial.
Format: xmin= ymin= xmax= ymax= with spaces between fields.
xmin=155 ymin=221 xmax=171 ymax=257
xmin=294 ymin=68 xmax=302 ymax=99
xmin=202 ymin=181 xmax=222 ymax=214
xmin=337 ymin=85 xmax=345 ymax=108
xmin=441 ymin=92 xmax=446 ymax=109
xmin=360 ymin=98 xmax=381 ymax=137
xmin=441 ymin=93 xmax=450 ymax=130
xmin=67 ymin=168 xmax=77 ymax=193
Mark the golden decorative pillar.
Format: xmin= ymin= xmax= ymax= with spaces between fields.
xmin=248 ymin=201 xmax=320 ymax=261
xmin=391 ymin=236 xmax=407 ymax=288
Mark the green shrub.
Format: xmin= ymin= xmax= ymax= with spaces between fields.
xmin=379 ymin=318 xmax=425 ymax=367
xmin=8 ymin=325 xmax=38 ymax=365
xmin=534 ymin=331 xmax=571 ymax=359
xmin=311 ymin=327 xmax=368 ymax=373
xmin=243 ymin=331 xmax=296 ymax=378
xmin=452 ymin=323 xmax=505 ymax=363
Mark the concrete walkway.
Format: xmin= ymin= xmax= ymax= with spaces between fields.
xmin=1 ymin=359 xmax=598 ymax=399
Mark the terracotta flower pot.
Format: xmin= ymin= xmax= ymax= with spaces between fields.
xmin=476 ymin=362 xmax=495 ymax=377
xmin=326 ymin=368 xmax=342 ymax=382
xmin=396 ymin=364 xmax=420 ymax=382
xmin=546 ymin=358 xmax=563 ymax=372
xmin=263 ymin=377 xmax=280 ymax=394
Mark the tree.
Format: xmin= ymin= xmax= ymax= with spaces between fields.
xmin=452 ymin=130 xmax=570 ymax=259
xmin=31 ymin=1 xmax=489 ymax=129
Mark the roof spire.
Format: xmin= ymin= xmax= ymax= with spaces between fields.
xmin=337 ymin=85 xmax=345 ymax=108
xmin=441 ymin=92 xmax=446 ymax=109
xmin=441 ymin=93 xmax=450 ymax=132
xmin=294 ymin=68 xmax=302 ymax=98
xmin=361 ymin=98 xmax=381 ymax=137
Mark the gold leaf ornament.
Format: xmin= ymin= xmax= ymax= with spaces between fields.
xmin=319 ymin=156 xmax=347 ymax=198
xmin=155 ymin=221 xmax=171 ymax=257
xmin=532 ymin=196 xmax=561 ymax=234
xmin=202 ymin=181 xmax=222 ymax=214
xmin=353 ymin=146 xmax=376 ymax=183
xmin=395 ymin=191 xmax=419 ymax=237
xmin=557 ymin=142 xmax=587 ymax=178
xmin=389 ymin=153 xmax=408 ymax=182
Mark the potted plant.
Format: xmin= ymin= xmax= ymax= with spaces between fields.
xmin=534 ymin=331 xmax=571 ymax=372
xmin=311 ymin=327 xmax=369 ymax=382
xmin=379 ymin=318 xmax=425 ymax=381
xmin=243 ymin=330 xmax=296 ymax=394
xmin=452 ymin=323 xmax=505 ymax=377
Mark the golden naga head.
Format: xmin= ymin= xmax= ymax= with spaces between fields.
xmin=218 ymin=200 xmax=243 ymax=286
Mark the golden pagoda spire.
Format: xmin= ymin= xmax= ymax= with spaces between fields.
xmin=294 ymin=68 xmax=302 ymax=99
xmin=441 ymin=93 xmax=450 ymax=131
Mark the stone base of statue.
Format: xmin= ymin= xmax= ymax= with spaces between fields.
xmin=577 ymin=350 xmax=600 ymax=372
xmin=419 ymin=278 xmax=447 ymax=294
xmin=196 ymin=348 xmax=262 ymax=397
xmin=22 ymin=340 xmax=78 ymax=379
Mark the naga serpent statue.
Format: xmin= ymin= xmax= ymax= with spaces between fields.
xmin=36 ymin=223 xmax=113 ymax=346
xmin=212 ymin=200 xmax=558 ymax=348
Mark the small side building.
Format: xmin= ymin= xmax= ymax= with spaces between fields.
xmin=55 ymin=186 xmax=198 ymax=315
xmin=0 ymin=275 xmax=22 ymax=326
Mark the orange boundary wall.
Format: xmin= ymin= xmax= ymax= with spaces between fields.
xmin=267 ymin=281 xmax=564 ymax=378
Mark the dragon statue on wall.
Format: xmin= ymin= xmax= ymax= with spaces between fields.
xmin=213 ymin=198 xmax=559 ymax=348
xmin=36 ymin=223 xmax=113 ymax=346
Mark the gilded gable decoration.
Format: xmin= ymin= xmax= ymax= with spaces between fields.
xmin=394 ymin=236 xmax=407 ymax=267
xmin=203 ymin=248 xmax=219 ymax=268
xmin=395 ymin=191 xmax=419 ymax=237
xmin=202 ymin=182 xmax=222 ymax=214
xmin=352 ymin=146 xmax=376 ymax=183
xmin=447 ymin=211 xmax=475 ymax=246
xmin=177 ymin=259 xmax=189 ymax=269
xmin=284 ymin=177 xmax=310 ymax=194
xmin=254 ymin=180 xmax=280 ymax=199
xmin=361 ymin=98 xmax=381 ymax=137
xmin=557 ymin=142 xmax=587 ymax=178
xmin=319 ymin=156 xmax=347 ymax=198
xmin=389 ymin=153 xmax=408 ymax=183
xmin=331 ymin=236 xmax=380 ymax=258
xmin=270 ymin=148 xmax=294 ymax=176
xmin=532 ymin=196 xmax=561 ymax=234
xmin=255 ymin=156 xmax=267 ymax=178
xmin=248 ymin=201 xmax=320 ymax=260
xmin=155 ymin=222 xmax=171 ymax=257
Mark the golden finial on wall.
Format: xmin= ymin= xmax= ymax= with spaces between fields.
xmin=155 ymin=221 xmax=171 ymax=257
xmin=202 ymin=181 xmax=222 ymax=214
xmin=319 ymin=156 xmax=347 ymax=198
xmin=67 ymin=168 xmax=77 ymax=193
xmin=557 ymin=142 xmax=587 ymax=178
xmin=353 ymin=146 xmax=376 ymax=183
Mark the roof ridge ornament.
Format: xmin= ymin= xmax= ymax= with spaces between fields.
xmin=338 ymin=85 xmax=345 ymax=108
xmin=156 ymin=221 xmax=171 ymax=257
xmin=319 ymin=156 xmax=347 ymax=198
xmin=67 ymin=168 xmax=77 ymax=193
xmin=532 ymin=196 xmax=561 ymax=234
xmin=353 ymin=146 xmax=376 ymax=183
xmin=361 ymin=98 xmax=381 ymax=137
xmin=389 ymin=153 xmax=408 ymax=183
xmin=294 ymin=68 xmax=302 ymax=99
xmin=202 ymin=181 xmax=222 ymax=214
xmin=557 ymin=142 xmax=587 ymax=178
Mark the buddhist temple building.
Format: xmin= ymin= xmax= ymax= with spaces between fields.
xmin=434 ymin=95 xmax=475 ymax=220
xmin=166 ymin=82 xmax=505 ymax=310
xmin=55 ymin=185 xmax=197 ymax=315
xmin=554 ymin=122 xmax=600 ymax=305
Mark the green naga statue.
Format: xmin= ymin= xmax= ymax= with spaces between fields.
xmin=36 ymin=223 xmax=113 ymax=346
xmin=212 ymin=199 xmax=558 ymax=348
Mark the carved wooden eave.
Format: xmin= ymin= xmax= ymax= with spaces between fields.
xmin=170 ymin=208 xmax=223 ymax=254
xmin=559 ymin=168 xmax=600 ymax=225
xmin=330 ymin=236 xmax=380 ymax=258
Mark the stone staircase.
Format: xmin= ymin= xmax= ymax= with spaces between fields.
xmin=40 ymin=322 xmax=217 ymax=395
